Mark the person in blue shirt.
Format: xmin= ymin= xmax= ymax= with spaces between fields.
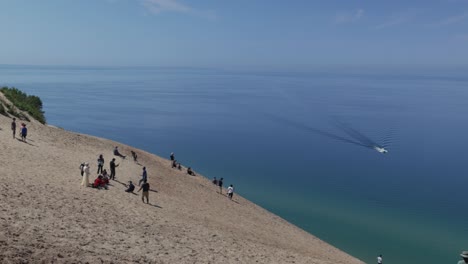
xmin=20 ymin=123 xmax=27 ymax=142
xmin=139 ymin=167 xmax=147 ymax=186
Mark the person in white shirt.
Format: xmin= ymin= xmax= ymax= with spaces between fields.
xmin=377 ymin=254 xmax=383 ymax=264
xmin=227 ymin=184 xmax=234 ymax=200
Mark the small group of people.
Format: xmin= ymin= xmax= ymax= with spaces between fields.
xmin=170 ymin=152 xmax=196 ymax=176
xmin=80 ymin=162 xmax=110 ymax=189
xmin=10 ymin=118 xmax=27 ymax=142
xmin=124 ymin=168 xmax=151 ymax=204
xmin=212 ymin=177 xmax=235 ymax=200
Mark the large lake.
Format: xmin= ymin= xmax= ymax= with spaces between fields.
xmin=2 ymin=65 xmax=467 ymax=264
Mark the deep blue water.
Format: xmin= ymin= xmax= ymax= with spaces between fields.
xmin=1 ymin=65 xmax=468 ymax=264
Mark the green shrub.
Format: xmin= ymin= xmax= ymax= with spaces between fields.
xmin=0 ymin=87 xmax=45 ymax=124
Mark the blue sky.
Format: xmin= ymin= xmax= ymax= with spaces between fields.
xmin=1 ymin=0 xmax=467 ymax=67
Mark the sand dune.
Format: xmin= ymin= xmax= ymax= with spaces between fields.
xmin=0 ymin=95 xmax=364 ymax=263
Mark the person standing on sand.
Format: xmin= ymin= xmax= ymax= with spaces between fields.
xmin=377 ymin=254 xmax=383 ymax=264
xmin=109 ymin=158 xmax=119 ymax=180
xmin=170 ymin=152 xmax=175 ymax=161
xmin=138 ymin=179 xmax=150 ymax=204
xmin=81 ymin=162 xmax=90 ymax=187
xmin=218 ymin=177 xmax=223 ymax=194
xmin=97 ymin=154 xmax=104 ymax=174
xmin=79 ymin=162 xmax=85 ymax=176
xmin=227 ymin=184 xmax=234 ymax=200
xmin=139 ymin=167 xmax=147 ymax=186
xmin=458 ymin=251 xmax=468 ymax=264
xmin=20 ymin=123 xmax=27 ymax=142
xmin=11 ymin=118 xmax=16 ymax=139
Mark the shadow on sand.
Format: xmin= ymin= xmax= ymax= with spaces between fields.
xmin=16 ymin=138 xmax=37 ymax=147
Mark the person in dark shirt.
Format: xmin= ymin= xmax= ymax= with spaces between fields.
xmin=187 ymin=167 xmax=196 ymax=176
xmin=170 ymin=152 xmax=175 ymax=161
xmin=79 ymin=162 xmax=85 ymax=176
xmin=113 ymin=146 xmax=126 ymax=159
xmin=11 ymin=118 xmax=16 ymax=139
xmin=172 ymin=159 xmax=177 ymax=168
xmin=138 ymin=180 xmax=150 ymax=204
xmin=97 ymin=154 xmax=104 ymax=174
xmin=139 ymin=167 xmax=147 ymax=186
xmin=218 ymin=177 xmax=223 ymax=194
xmin=131 ymin=150 xmax=138 ymax=162
xmin=125 ymin=181 xmax=135 ymax=193
xmin=109 ymin=158 xmax=119 ymax=180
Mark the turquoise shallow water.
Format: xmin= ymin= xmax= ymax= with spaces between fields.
xmin=1 ymin=65 xmax=468 ymax=263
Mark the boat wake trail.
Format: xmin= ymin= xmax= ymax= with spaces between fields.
xmin=264 ymin=113 xmax=391 ymax=153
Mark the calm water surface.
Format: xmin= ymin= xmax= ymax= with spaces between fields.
xmin=1 ymin=65 xmax=468 ymax=264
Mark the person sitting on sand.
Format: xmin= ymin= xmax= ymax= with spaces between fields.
xmin=92 ymin=175 xmax=107 ymax=189
xmin=125 ymin=181 xmax=135 ymax=193
xmin=177 ymin=163 xmax=182 ymax=170
xmin=212 ymin=177 xmax=217 ymax=185
xmin=227 ymin=184 xmax=234 ymax=200
xmin=101 ymin=173 xmax=110 ymax=185
xmin=172 ymin=159 xmax=177 ymax=168
xmin=138 ymin=179 xmax=150 ymax=204
xmin=131 ymin=150 xmax=138 ymax=162
xmin=113 ymin=146 xmax=126 ymax=159
xmin=187 ymin=167 xmax=196 ymax=176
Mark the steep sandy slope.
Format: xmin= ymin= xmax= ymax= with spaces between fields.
xmin=0 ymin=96 xmax=364 ymax=264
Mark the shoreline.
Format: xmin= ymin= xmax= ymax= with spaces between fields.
xmin=0 ymin=105 xmax=364 ymax=263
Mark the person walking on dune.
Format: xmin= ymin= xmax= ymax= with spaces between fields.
xmin=110 ymin=158 xmax=119 ymax=180
xmin=227 ymin=184 xmax=234 ymax=200
xmin=139 ymin=167 xmax=147 ymax=186
xmin=81 ymin=162 xmax=90 ymax=187
xmin=11 ymin=118 xmax=16 ymax=139
xmin=138 ymin=179 xmax=150 ymax=204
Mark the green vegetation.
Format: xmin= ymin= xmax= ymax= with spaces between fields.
xmin=0 ymin=87 xmax=46 ymax=124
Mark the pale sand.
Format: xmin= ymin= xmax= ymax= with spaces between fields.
xmin=0 ymin=96 xmax=364 ymax=263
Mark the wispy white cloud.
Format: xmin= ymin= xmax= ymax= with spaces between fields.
xmin=141 ymin=0 xmax=190 ymax=14
xmin=333 ymin=9 xmax=364 ymax=24
xmin=140 ymin=0 xmax=216 ymax=19
xmin=432 ymin=12 xmax=468 ymax=27
xmin=374 ymin=9 xmax=421 ymax=30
